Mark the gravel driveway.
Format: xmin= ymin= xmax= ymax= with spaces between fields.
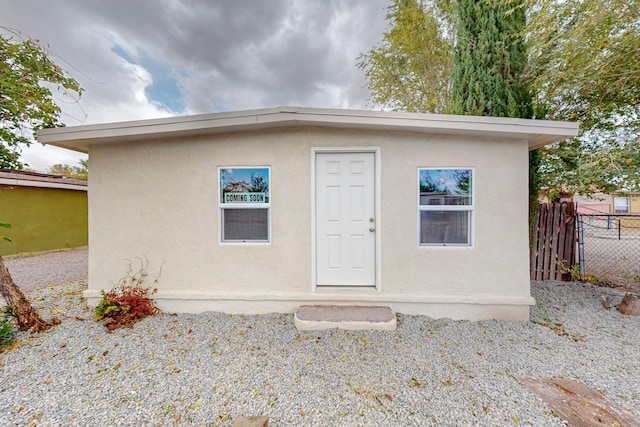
xmin=1 ymin=278 xmax=639 ymax=426
xmin=2 ymin=248 xmax=88 ymax=292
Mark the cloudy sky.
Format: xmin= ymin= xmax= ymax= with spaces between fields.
xmin=3 ymin=0 xmax=391 ymax=171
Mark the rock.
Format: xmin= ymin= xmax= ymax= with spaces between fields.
xmin=231 ymin=415 xmax=269 ymax=427
xmin=617 ymin=293 xmax=640 ymax=315
xmin=601 ymin=295 xmax=610 ymax=309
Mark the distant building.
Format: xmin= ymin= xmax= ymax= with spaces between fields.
xmin=0 ymin=169 xmax=87 ymax=255
xmin=547 ymin=191 xmax=639 ymax=216
xmin=611 ymin=192 xmax=640 ymax=215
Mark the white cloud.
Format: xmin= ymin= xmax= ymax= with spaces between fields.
xmin=3 ymin=0 xmax=391 ymax=170
xmin=20 ymin=144 xmax=87 ymax=173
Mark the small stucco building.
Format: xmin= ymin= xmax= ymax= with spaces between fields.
xmin=0 ymin=169 xmax=88 ymax=255
xmin=39 ymin=107 xmax=578 ymax=320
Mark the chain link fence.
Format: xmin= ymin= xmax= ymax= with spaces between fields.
xmin=577 ymin=214 xmax=640 ymax=291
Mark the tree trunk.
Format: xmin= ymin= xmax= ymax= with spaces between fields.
xmin=617 ymin=293 xmax=640 ymax=315
xmin=0 ymin=256 xmax=59 ymax=332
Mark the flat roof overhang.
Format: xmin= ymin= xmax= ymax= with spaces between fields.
xmin=38 ymin=106 xmax=579 ymax=154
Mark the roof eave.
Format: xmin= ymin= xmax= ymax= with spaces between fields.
xmin=37 ymin=106 xmax=579 ymax=153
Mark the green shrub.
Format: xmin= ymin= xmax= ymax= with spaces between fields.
xmin=0 ymin=306 xmax=16 ymax=349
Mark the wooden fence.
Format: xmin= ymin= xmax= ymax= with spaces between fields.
xmin=530 ymin=202 xmax=577 ymax=280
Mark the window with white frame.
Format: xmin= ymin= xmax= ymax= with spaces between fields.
xmin=418 ymin=168 xmax=473 ymax=246
xmin=613 ymin=196 xmax=630 ymax=214
xmin=219 ymin=167 xmax=270 ymax=243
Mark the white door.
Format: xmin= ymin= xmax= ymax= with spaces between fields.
xmin=315 ymin=152 xmax=376 ymax=286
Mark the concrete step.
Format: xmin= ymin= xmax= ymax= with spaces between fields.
xmin=294 ymin=305 xmax=397 ymax=331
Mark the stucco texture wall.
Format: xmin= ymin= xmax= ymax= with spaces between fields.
xmin=0 ymin=186 xmax=88 ymax=255
xmin=86 ymin=127 xmax=532 ymax=319
xmin=632 ymin=195 xmax=640 ymax=213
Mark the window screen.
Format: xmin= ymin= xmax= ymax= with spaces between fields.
xmin=420 ymin=211 xmax=470 ymax=245
xmin=222 ymin=208 xmax=269 ymax=241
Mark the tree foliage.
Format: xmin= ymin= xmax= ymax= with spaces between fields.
xmin=0 ymin=28 xmax=78 ymax=333
xmin=523 ymin=0 xmax=640 ymax=198
xmin=453 ymin=0 xmax=531 ymax=119
xmin=250 ymin=172 xmax=268 ymax=193
xmin=539 ymin=127 xmax=640 ymax=198
xmin=452 ymin=0 xmax=540 ymax=219
xmin=47 ymin=159 xmax=88 ymax=180
xmin=357 ymin=0 xmax=456 ymax=113
xmin=525 ymin=0 xmax=639 ymax=128
xmin=0 ymin=29 xmax=82 ymax=169
xmin=359 ymin=0 xmax=640 ymax=197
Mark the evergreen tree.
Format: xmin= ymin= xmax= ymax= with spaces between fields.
xmin=360 ymin=0 xmax=640 ymax=198
xmin=452 ymin=0 xmax=539 ymax=218
xmin=452 ymin=0 xmax=531 ymax=118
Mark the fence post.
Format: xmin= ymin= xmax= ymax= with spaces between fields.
xmin=618 ymin=219 xmax=621 ymax=240
xmin=577 ymin=213 xmax=585 ymax=276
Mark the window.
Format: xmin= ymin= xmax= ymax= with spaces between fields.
xmin=418 ymin=168 xmax=473 ymax=246
xmin=219 ymin=167 xmax=270 ymax=243
xmin=613 ymin=196 xmax=630 ymax=214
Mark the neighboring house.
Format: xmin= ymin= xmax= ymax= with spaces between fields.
xmin=552 ymin=192 xmax=639 ymax=216
xmin=38 ymin=107 xmax=577 ymax=320
xmin=0 ymin=169 xmax=88 ymax=255
xmin=550 ymin=192 xmax=611 ymax=215
xmin=610 ymin=192 xmax=640 ymax=215
xmin=575 ymin=193 xmax=611 ymax=215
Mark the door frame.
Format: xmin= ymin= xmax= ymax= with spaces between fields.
xmin=311 ymin=146 xmax=382 ymax=291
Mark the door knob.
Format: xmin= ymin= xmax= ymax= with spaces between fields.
xmin=369 ymin=227 xmax=375 ymax=232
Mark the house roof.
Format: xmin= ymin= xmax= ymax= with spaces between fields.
xmin=38 ymin=106 xmax=578 ymax=153
xmin=0 ymin=168 xmax=87 ymax=191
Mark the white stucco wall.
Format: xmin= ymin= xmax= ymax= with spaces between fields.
xmin=86 ymin=127 xmax=532 ymax=320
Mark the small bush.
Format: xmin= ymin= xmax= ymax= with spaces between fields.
xmin=95 ymin=258 xmax=162 ymax=331
xmin=560 ymin=263 xmax=614 ymax=287
xmin=0 ymin=306 xmax=16 ymax=349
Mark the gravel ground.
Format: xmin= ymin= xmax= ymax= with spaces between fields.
xmin=2 ymin=248 xmax=88 ymax=292
xmin=582 ymin=234 xmax=640 ymax=293
xmin=1 ymin=279 xmax=638 ymax=426
xmin=581 ymin=217 xmax=640 ymax=293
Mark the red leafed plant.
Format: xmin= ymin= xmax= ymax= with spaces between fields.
xmin=94 ymin=258 xmax=162 ymax=331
